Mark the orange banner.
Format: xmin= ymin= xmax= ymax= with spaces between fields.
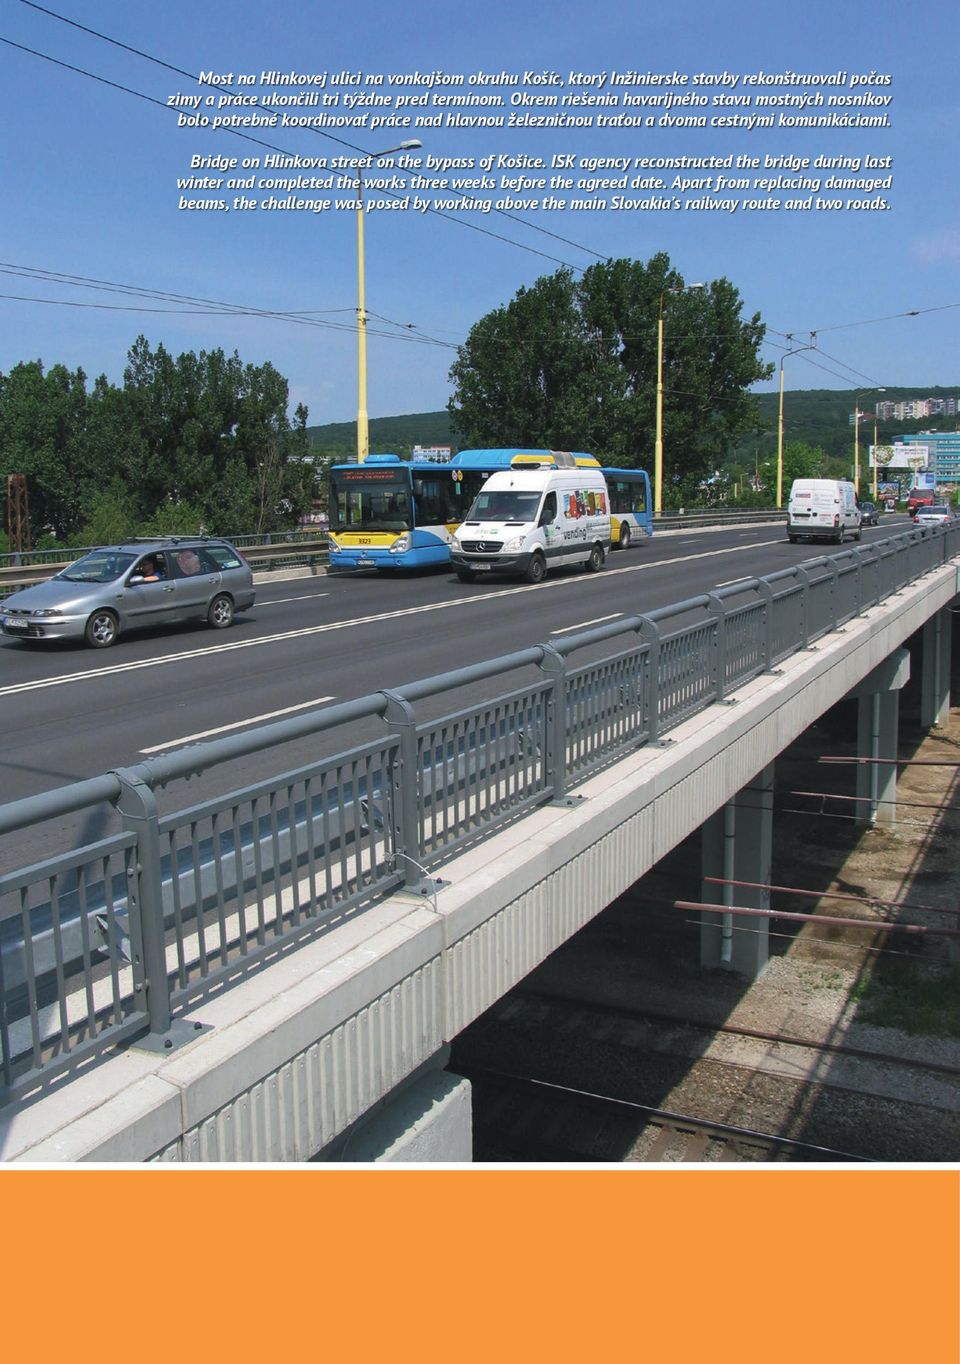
xmin=1 ymin=1168 xmax=957 ymax=1362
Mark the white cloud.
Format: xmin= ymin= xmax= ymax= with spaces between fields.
xmin=912 ymin=229 xmax=960 ymax=265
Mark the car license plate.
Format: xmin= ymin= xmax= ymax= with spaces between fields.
xmin=356 ymin=557 xmax=376 ymax=567
xmin=3 ymin=619 xmax=28 ymax=631
xmin=471 ymin=563 xmax=492 ymax=571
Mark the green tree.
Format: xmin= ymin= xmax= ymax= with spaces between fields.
xmin=449 ymin=254 xmax=772 ymax=502
xmin=78 ymin=478 xmax=141 ymax=545
xmin=0 ymin=360 xmax=93 ymax=539
xmin=756 ymin=439 xmax=828 ymax=495
xmin=120 ymin=336 xmax=310 ymax=533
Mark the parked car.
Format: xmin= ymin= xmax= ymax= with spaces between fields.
xmin=913 ymin=504 xmax=953 ymax=527
xmin=858 ymin=501 xmax=880 ymax=527
xmin=0 ymin=538 xmax=255 ymax=648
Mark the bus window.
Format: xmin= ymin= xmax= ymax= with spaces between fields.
xmin=330 ymin=474 xmax=412 ymax=532
xmin=608 ymin=478 xmax=647 ymax=515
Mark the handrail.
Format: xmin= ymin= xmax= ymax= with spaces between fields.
xmin=0 ymin=519 xmax=955 ymax=1100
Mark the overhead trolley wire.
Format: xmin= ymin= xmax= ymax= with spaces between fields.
xmin=4 ymin=7 xmax=604 ymax=272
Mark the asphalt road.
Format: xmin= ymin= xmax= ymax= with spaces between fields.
xmin=1 ymin=517 xmax=911 ymax=821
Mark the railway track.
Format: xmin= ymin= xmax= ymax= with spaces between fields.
xmin=514 ymin=987 xmax=960 ymax=1080
xmin=459 ymin=1065 xmax=869 ymax=1163
xmin=450 ymin=986 xmax=960 ymax=1161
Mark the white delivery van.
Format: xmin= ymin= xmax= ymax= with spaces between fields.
xmin=450 ymin=465 xmax=611 ymax=583
xmin=787 ymin=478 xmax=861 ymax=544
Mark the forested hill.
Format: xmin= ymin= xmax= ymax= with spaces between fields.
xmin=307 ymin=387 xmax=957 ymax=463
xmin=733 ymin=386 xmax=959 ymax=463
xmin=307 ymin=411 xmax=452 ymax=460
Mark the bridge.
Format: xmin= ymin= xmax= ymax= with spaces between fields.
xmin=1 ymin=524 xmax=957 ymax=1161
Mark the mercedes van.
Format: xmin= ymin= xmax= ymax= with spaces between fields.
xmin=787 ymin=478 xmax=861 ymax=544
xmin=450 ymin=465 xmax=611 ymax=583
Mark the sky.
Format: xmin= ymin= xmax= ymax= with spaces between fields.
xmin=2 ymin=0 xmax=958 ymax=429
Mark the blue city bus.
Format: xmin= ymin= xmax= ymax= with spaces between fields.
xmin=600 ymin=467 xmax=653 ymax=549
xmin=327 ymin=450 xmax=652 ymax=571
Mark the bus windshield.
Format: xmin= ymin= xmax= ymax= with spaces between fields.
xmin=464 ymin=489 xmax=542 ymax=523
xmin=330 ymin=471 xmax=412 ymax=532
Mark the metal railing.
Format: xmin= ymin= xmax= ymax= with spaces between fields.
xmin=0 ymin=511 xmax=794 ymax=594
xmin=1 ymin=523 xmax=957 ymax=1102
xmin=0 ymin=533 xmax=329 ymax=596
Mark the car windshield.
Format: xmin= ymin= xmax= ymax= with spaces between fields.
xmin=55 ymin=550 xmax=138 ymax=583
xmin=465 ymin=490 xmax=542 ymax=523
xmin=920 ymin=506 xmax=948 ymax=515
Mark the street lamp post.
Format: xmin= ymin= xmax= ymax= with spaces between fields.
xmin=872 ymin=409 xmax=882 ymax=502
xmin=356 ymin=139 xmax=422 ymax=463
xmin=852 ymin=387 xmax=886 ymax=496
xmin=654 ymin=281 xmax=704 ymax=516
xmin=776 ymin=334 xmax=816 ymax=509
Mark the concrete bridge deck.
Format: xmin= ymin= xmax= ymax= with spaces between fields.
xmin=3 ymin=552 xmax=955 ymax=1163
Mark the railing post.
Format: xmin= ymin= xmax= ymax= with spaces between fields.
xmin=536 ymin=643 xmax=568 ymax=802
xmin=757 ymin=579 xmax=775 ymax=669
xmin=113 ymin=768 xmax=171 ymax=1036
xmin=794 ymin=566 xmax=813 ymax=648
xmin=706 ymin=593 xmax=727 ymax=702
xmin=636 ymin=616 xmax=661 ymax=742
xmin=825 ymin=556 xmax=840 ymax=629
xmin=380 ymin=691 xmax=423 ymax=890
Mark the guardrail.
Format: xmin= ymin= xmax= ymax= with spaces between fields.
xmin=654 ymin=509 xmax=785 ymax=531
xmin=1 ymin=522 xmax=956 ymax=1103
xmin=0 ymin=511 xmax=792 ymax=594
xmin=0 ymin=537 xmax=330 ymax=595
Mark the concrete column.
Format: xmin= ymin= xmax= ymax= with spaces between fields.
xmin=921 ymin=608 xmax=952 ymax=729
xmin=314 ymin=1050 xmax=473 ymax=1163
xmin=850 ymin=648 xmax=910 ymax=826
xmin=700 ymin=764 xmax=774 ymax=978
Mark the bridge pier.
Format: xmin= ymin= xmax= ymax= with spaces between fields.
xmin=849 ymin=648 xmax=910 ymax=825
xmin=921 ymin=606 xmax=953 ymax=729
xmin=314 ymin=1051 xmax=473 ymax=1163
xmin=699 ymin=764 xmax=774 ymax=978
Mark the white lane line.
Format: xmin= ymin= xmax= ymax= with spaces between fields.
xmin=551 ymin=613 xmax=622 ymax=635
xmin=139 ymin=696 xmax=335 ymax=753
xmin=257 ymin=592 xmax=330 ymax=606
xmin=0 ymin=537 xmax=787 ymax=701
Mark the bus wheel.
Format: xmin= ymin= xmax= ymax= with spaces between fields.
xmin=456 ymin=569 xmax=475 ymax=583
xmin=525 ymin=554 xmax=546 ymax=584
xmin=585 ymin=543 xmax=605 ymax=573
xmin=617 ymin=523 xmax=631 ymax=550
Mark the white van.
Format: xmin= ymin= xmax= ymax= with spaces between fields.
xmin=787 ymin=478 xmax=861 ymax=544
xmin=450 ymin=465 xmax=611 ymax=583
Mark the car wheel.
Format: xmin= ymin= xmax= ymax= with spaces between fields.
xmin=208 ymin=594 xmax=234 ymax=629
xmin=456 ymin=569 xmax=475 ymax=583
xmin=585 ymin=543 xmax=605 ymax=572
xmin=616 ymin=522 xmax=631 ymax=550
xmin=788 ymin=534 xmax=797 ymax=544
xmin=525 ymin=554 xmax=546 ymax=584
xmin=854 ymin=526 xmax=862 ymax=541
xmin=85 ymin=609 xmax=119 ymax=649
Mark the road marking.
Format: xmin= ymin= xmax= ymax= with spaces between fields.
xmin=0 ymin=537 xmax=787 ymax=701
xmin=257 ymin=592 xmax=330 ymax=606
xmin=551 ymin=613 xmax=622 ymax=634
xmin=139 ymin=696 xmax=336 ymax=752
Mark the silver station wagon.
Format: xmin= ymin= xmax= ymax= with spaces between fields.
xmin=0 ymin=537 xmax=256 ymax=648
